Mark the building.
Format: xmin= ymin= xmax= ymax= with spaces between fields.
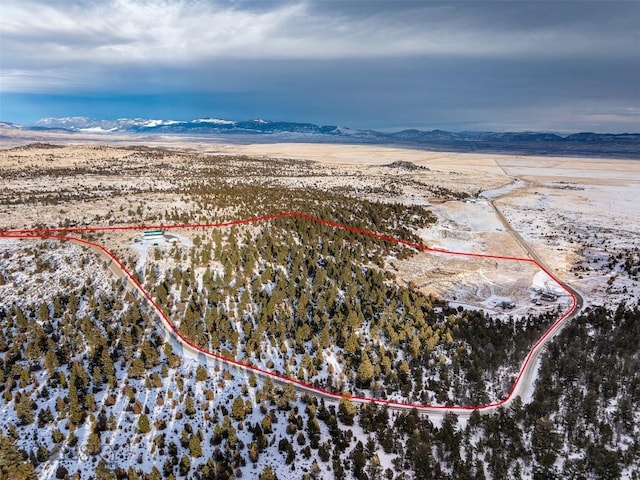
xmin=143 ymin=230 xmax=164 ymax=241
xmin=540 ymin=291 xmax=558 ymax=302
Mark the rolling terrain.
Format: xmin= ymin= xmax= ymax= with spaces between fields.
xmin=0 ymin=141 xmax=638 ymax=479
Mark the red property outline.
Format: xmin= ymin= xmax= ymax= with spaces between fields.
xmin=0 ymin=212 xmax=577 ymax=411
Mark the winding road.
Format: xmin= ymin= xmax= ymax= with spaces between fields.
xmin=485 ymin=196 xmax=584 ymax=406
xmin=0 ymin=209 xmax=583 ymax=417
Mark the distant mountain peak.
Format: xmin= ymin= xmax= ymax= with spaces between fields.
xmin=22 ymin=116 xmax=640 ymax=159
xmin=192 ymin=118 xmax=236 ymax=125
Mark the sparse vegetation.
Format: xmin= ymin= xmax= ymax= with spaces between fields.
xmin=1 ymin=143 xmax=638 ymax=479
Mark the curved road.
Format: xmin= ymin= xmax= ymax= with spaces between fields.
xmin=0 ymin=210 xmax=583 ymax=417
xmin=485 ymin=194 xmax=584 ymax=405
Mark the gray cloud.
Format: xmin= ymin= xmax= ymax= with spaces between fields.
xmin=0 ymin=0 xmax=638 ymax=132
xmin=3 ymin=0 xmax=636 ymax=68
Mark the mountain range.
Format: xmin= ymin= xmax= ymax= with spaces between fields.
xmin=13 ymin=116 xmax=640 ymax=158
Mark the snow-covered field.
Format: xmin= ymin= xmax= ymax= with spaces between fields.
xmin=0 ymin=239 xmax=356 ymax=479
xmin=379 ymin=153 xmax=640 ymax=316
xmin=0 ymin=238 xmax=114 ymax=307
xmin=131 ymin=233 xmax=193 ymax=272
xmin=2 ymin=141 xmax=639 ymax=479
xmin=494 ymin=163 xmax=640 ymax=309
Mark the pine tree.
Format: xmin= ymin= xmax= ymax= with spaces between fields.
xmin=38 ymin=302 xmax=49 ymax=321
xmin=92 ymin=365 xmax=103 ymax=386
xmin=356 ymin=352 xmax=374 ymax=388
xmin=138 ymin=414 xmax=151 ymax=434
xmin=195 ymin=365 xmax=208 ymax=382
xmin=141 ymin=338 xmax=159 ymax=368
xmin=107 ymin=412 xmax=117 ymax=431
xmin=148 ymin=466 xmax=161 ymax=480
xmin=179 ymin=455 xmax=191 ymax=476
xmin=249 ymin=442 xmax=259 ymax=463
xmin=53 ymin=297 xmax=63 ymax=317
xmin=163 ymin=458 xmax=173 ymax=477
xmin=0 ymin=432 xmax=37 ymax=480
xmin=15 ymin=394 xmax=34 ymax=425
xmin=344 ymin=332 xmax=359 ymax=355
xmin=188 ymin=435 xmax=202 ymax=458
xmin=282 ymin=382 xmax=296 ymax=403
xmin=127 ymin=467 xmax=139 ymax=480
xmin=55 ymin=465 xmax=69 ymax=479
xmin=37 ymin=406 xmax=54 ymax=428
xmin=101 ymin=350 xmax=116 ymax=388
xmin=86 ymin=432 xmax=102 ymax=455
xmin=68 ymin=384 xmax=83 ymax=425
xmin=532 ymin=417 xmax=561 ymax=472
xmin=259 ymin=465 xmax=277 ymax=480
xmin=350 ymin=441 xmax=367 ymax=479
xmin=338 ymin=398 xmax=357 ymax=426
xmin=128 ymin=358 xmax=145 ymax=379
xmin=95 ymin=459 xmax=115 ymax=480
xmin=261 ymin=375 xmax=274 ymax=398
xmin=231 ymin=396 xmax=245 ymax=421
xmin=319 ymin=442 xmax=331 ymax=462
xmin=185 ymin=394 xmax=196 ymax=417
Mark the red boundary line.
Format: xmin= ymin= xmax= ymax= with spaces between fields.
xmin=0 ymin=212 xmax=577 ymax=411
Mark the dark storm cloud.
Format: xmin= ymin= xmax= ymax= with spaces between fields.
xmin=310 ymin=0 xmax=635 ymax=32
xmin=0 ymin=0 xmax=638 ymax=132
xmin=306 ymin=0 xmax=638 ymax=56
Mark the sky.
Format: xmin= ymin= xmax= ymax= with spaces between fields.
xmin=1 ymin=0 xmax=639 ymax=133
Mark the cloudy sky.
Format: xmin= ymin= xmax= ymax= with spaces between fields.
xmin=1 ymin=0 xmax=638 ymax=132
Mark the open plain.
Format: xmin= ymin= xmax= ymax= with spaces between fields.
xmin=3 ymin=136 xmax=637 ymax=311
xmin=1 ymin=134 xmax=638 ymax=479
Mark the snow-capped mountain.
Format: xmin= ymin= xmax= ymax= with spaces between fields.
xmin=26 ymin=116 xmax=640 ymax=158
xmin=34 ymin=116 xmax=189 ymax=132
xmin=32 ymin=116 xmax=346 ymax=136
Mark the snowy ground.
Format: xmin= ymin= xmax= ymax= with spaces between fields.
xmin=2 ymin=141 xmax=639 ymax=479
xmin=131 ymin=233 xmax=193 ymax=272
xmin=493 ymin=162 xmax=640 ymax=309
xmin=0 ymin=239 xmax=358 ymax=480
xmin=0 ymin=238 xmax=114 ymax=307
xmin=388 ymin=153 xmax=640 ymax=318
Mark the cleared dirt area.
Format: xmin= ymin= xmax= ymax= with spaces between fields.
xmin=491 ymin=157 xmax=640 ymax=309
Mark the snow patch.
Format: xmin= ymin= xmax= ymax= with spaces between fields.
xmin=480 ymin=179 xmax=526 ymax=199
